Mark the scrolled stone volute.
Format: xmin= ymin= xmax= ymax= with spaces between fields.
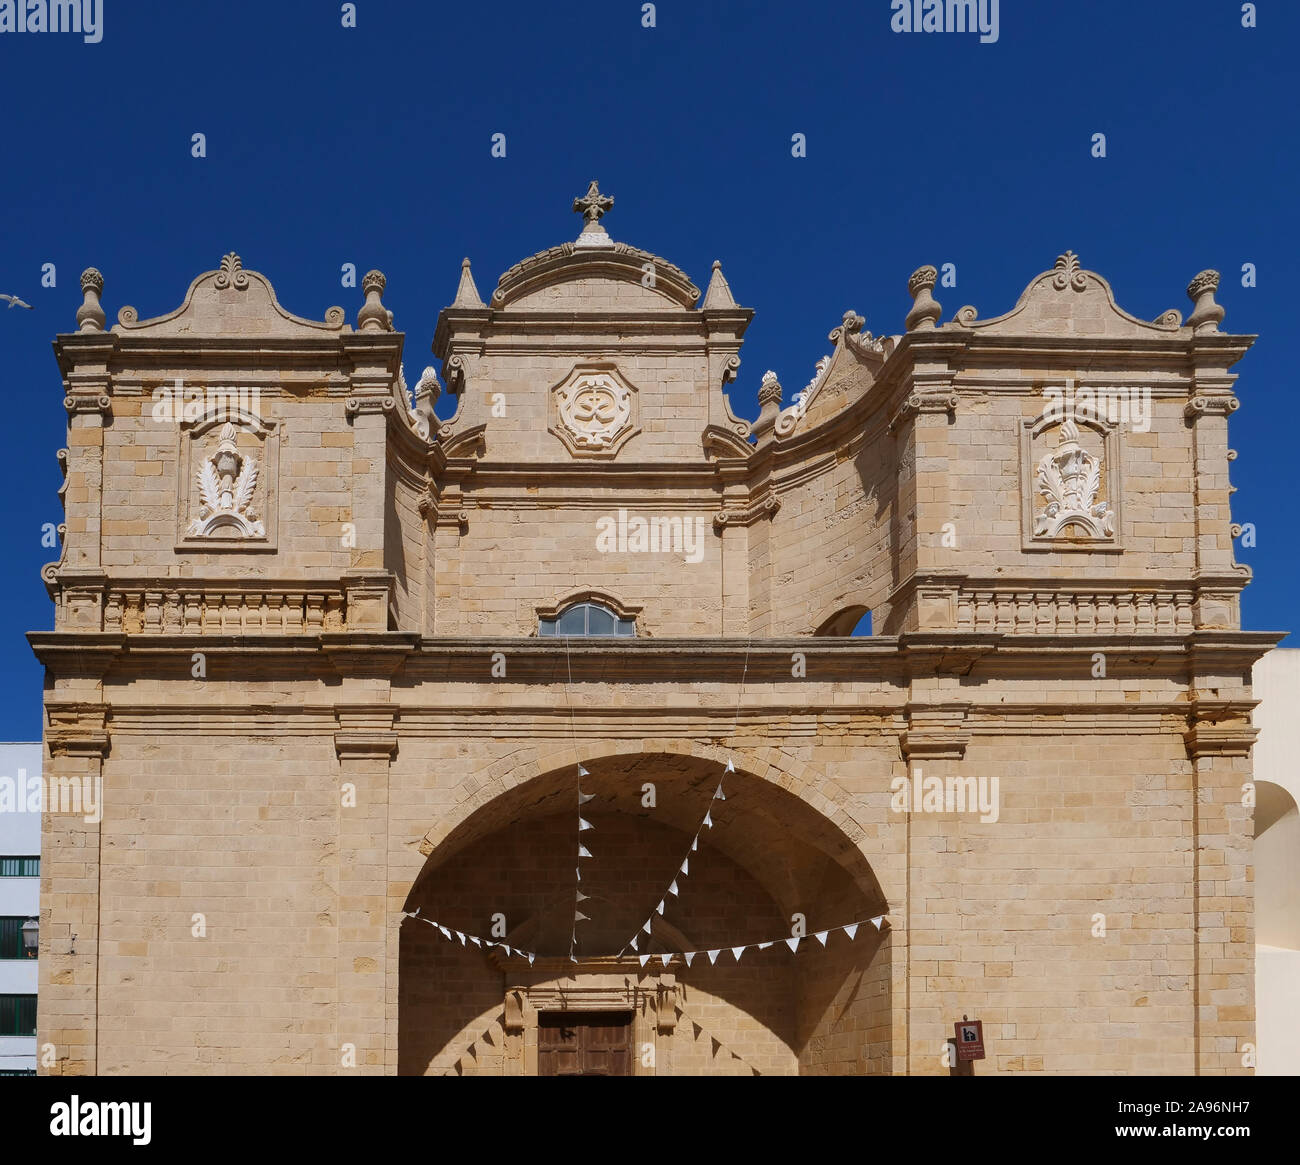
xmin=1186 ymin=269 xmax=1225 ymax=333
xmin=357 ymin=269 xmax=393 ymax=332
xmin=76 ymin=267 xmax=106 ymax=332
xmin=905 ymin=265 xmax=942 ymax=331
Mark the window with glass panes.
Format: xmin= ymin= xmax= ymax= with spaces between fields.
xmin=0 ymin=857 xmax=39 ymax=877
xmin=0 ymin=918 xmax=36 ymax=959
xmin=538 ymin=602 xmax=635 ymax=637
xmin=0 ymin=995 xmax=36 ymax=1036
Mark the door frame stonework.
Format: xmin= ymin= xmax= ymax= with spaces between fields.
xmin=498 ymin=956 xmax=675 ymax=1076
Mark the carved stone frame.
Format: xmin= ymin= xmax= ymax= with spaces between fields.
xmin=1019 ymin=408 xmax=1124 ymax=553
xmin=548 ymin=362 xmax=641 ymax=459
xmin=176 ymin=405 xmax=279 ymax=552
xmin=498 ymin=956 xmax=676 ymax=1076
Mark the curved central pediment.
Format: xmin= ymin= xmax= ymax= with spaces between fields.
xmin=491 ymin=240 xmax=701 ymax=311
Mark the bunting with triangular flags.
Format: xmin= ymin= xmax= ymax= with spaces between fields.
xmin=405 ymin=896 xmax=890 ymax=971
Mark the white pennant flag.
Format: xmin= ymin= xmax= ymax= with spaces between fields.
xmin=758 ymin=941 xmax=773 ymax=950
xmin=684 ymin=952 xmax=696 ymax=967
xmin=642 ymin=920 xmax=652 ymax=934
xmin=680 ymin=857 xmax=689 ymax=876
xmin=703 ymin=812 xmax=713 ymax=829
xmin=707 ymin=949 xmax=721 ymax=965
xmin=668 ymin=880 xmax=679 ymax=896
xmin=578 ymin=765 xmax=589 ymax=778
xmin=408 ymin=907 xmax=420 ymax=918
xmin=576 ymin=890 xmax=589 ymax=902
xmin=578 ymin=791 xmax=595 ymax=804
xmin=438 ymin=926 xmax=451 ymax=940
xmin=691 ymin=837 xmax=699 ymax=852
xmin=639 ymin=954 xmax=651 ymax=968
xmin=629 ymin=935 xmax=639 ymax=951
xmin=871 ymin=916 xmax=885 ymax=930
xmin=456 ymin=931 xmax=467 ymax=946
xmin=575 ymin=911 xmax=589 ymax=922
xmin=576 ymin=867 xmax=582 ymax=882
xmin=660 ymin=954 xmax=672 ymax=967
xmin=785 ymin=937 xmax=800 ymax=953
xmin=655 ymin=900 xmax=665 ymax=916
xmin=724 ymin=759 xmax=735 ymax=773
xmin=715 ymin=783 xmax=726 ymax=802
xmin=579 ymin=818 xmax=593 ymax=831
xmin=731 ymin=946 xmax=746 ymax=962
xmin=814 ymin=931 xmax=829 ymax=947
xmin=843 ymin=924 xmax=859 ymax=941
xmin=578 ymin=845 xmax=592 ymax=858
xmin=528 ymin=954 xmax=535 ymax=966
xmin=469 ymin=935 xmax=482 ymax=947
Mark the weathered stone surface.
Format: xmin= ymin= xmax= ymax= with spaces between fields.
xmin=30 ymin=192 xmax=1275 ymax=1076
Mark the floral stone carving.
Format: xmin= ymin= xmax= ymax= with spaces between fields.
xmin=187 ymin=422 xmax=265 ymax=538
xmin=1033 ymin=417 xmax=1113 ymax=539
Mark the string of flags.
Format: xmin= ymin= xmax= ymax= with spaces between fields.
xmin=619 ymin=759 xmax=733 ymax=956
xmin=405 ymin=909 xmax=538 ymax=966
xmin=571 ymin=763 xmax=595 ymax=963
xmin=403 ymin=906 xmax=888 ymax=967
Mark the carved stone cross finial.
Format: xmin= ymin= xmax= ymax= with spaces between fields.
xmin=573 ymin=180 xmax=614 ymax=226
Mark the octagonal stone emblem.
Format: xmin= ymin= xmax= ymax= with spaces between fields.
xmin=549 ymin=364 xmax=640 ymax=457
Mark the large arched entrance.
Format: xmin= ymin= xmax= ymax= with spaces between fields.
xmin=398 ymin=751 xmax=891 ymax=1075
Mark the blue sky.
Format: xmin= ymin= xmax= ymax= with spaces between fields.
xmin=0 ymin=0 xmax=1294 ymax=739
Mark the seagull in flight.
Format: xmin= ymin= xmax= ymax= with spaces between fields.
xmin=0 ymin=293 xmax=34 ymax=310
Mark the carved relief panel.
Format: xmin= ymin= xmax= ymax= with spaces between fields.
xmin=176 ymin=408 xmax=278 ymax=551
xmin=548 ymin=363 xmax=641 ymax=458
xmin=1020 ymin=402 xmax=1123 ymax=551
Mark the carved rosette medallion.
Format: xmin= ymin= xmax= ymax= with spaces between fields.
xmin=549 ymin=365 xmax=640 ymax=458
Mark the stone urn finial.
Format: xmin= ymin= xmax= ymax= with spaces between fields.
xmin=1186 ymin=269 xmax=1224 ymax=333
xmin=357 ymin=269 xmax=392 ymax=331
xmin=758 ymin=370 xmax=783 ymax=408
xmin=76 ymin=268 xmax=106 ymax=332
xmin=905 ymin=265 xmax=942 ymax=331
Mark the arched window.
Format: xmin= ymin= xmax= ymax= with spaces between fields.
xmin=814 ymin=606 xmax=872 ymax=637
xmin=539 ymin=602 xmax=636 ymax=638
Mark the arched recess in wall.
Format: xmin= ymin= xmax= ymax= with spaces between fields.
xmin=398 ymin=752 xmax=890 ymax=1077
xmin=1255 ymin=780 xmax=1300 ymax=950
xmin=814 ymin=606 xmax=872 ymax=637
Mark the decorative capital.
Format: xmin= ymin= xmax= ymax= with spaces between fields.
xmin=889 ymin=390 xmax=958 ymax=432
xmin=357 ymin=269 xmax=393 ymax=331
xmin=905 ymin=266 xmax=942 ymax=331
xmin=76 ymin=268 xmax=106 ymax=332
xmin=1183 ymin=394 xmax=1240 ymax=420
xmin=1186 ymin=269 xmax=1225 ymax=333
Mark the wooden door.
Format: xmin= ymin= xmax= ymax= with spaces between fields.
xmin=537 ymin=1011 xmax=633 ymax=1076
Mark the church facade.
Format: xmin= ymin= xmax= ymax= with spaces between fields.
xmin=30 ymin=185 xmax=1277 ymax=1075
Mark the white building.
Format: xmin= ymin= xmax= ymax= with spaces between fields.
xmin=1252 ymin=649 xmax=1300 ymax=1075
xmin=0 ymin=743 xmax=41 ymax=1075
